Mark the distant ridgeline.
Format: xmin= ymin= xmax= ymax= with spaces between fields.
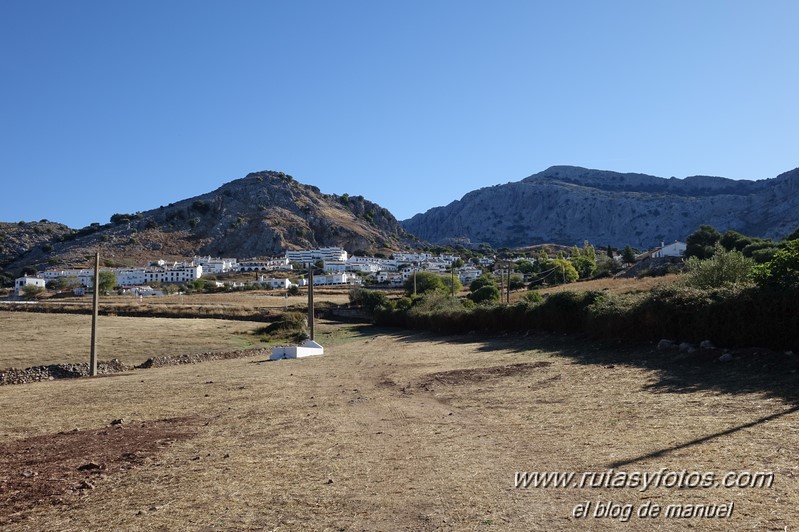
xmin=402 ymin=166 xmax=799 ymax=249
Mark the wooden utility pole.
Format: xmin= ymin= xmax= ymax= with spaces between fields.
xmin=507 ymin=264 xmax=511 ymax=304
xmin=307 ymin=264 xmax=315 ymax=341
xmin=89 ymin=251 xmax=100 ymax=376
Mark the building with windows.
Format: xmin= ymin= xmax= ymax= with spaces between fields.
xmin=14 ymin=276 xmax=46 ymax=297
xmin=286 ymin=247 xmax=348 ymax=264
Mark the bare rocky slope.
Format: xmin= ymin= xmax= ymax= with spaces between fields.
xmin=3 ymin=171 xmax=416 ymax=273
xmin=401 ymin=165 xmax=799 ymax=248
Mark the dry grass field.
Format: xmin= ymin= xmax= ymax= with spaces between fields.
xmin=0 ymin=312 xmax=270 ymax=368
xmin=1 ymin=317 xmax=797 ymax=530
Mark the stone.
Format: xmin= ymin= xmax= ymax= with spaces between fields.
xmin=678 ymin=342 xmax=693 ymax=352
xmin=657 ymin=339 xmax=675 ymax=350
xmin=719 ymin=352 xmax=734 ymax=363
xmin=700 ymin=340 xmax=715 ymax=350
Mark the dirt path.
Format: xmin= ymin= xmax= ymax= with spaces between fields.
xmin=1 ymin=324 xmax=797 ymax=530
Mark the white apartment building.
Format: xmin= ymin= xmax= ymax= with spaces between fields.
xmin=115 ymin=269 xmax=145 ymax=286
xmin=238 ymin=258 xmax=292 ymax=272
xmin=323 ymin=261 xmax=347 ymax=273
xmin=393 ymin=252 xmax=432 ymax=263
xmin=194 ymin=256 xmax=238 ymax=274
xmin=144 ymin=264 xmax=202 ymax=284
xmin=286 ymin=247 xmax=348 ymax=264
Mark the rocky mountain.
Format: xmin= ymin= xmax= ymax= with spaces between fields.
xmin=3 ymin=171 xmax=416 ymax=273
xmin=0 ymin=221 xmax=72 ymax=265
xmin=401 ymin=166 xmax=799 ymax=248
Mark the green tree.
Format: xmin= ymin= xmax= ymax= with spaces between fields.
xmin=549 ymin=258 xmax=579 ymax=284
xmin=754 ymin=239 xmax=799 ymax=290
xmin=621 ymin=246 xmax=637 ymax=264
xmin=685 ymin=224 xmax=721 ymax=259
xmin=516 ymin=260 xmax=534 ymax=274
xmin=93 ymin=271 xmax=117 ymax=293
xmin=46 ymin=277 xmax=70 ymax=291
xmin=468 ymin=285 xmax=500 ymax=304
xmin=348 ymin=287 xmax=388 ymax=313
xmin=469 ymin=274 xmax=497 ymax=292
xmin=403 ymin=271 xmax=446 ymax=296
xmin=442 ymin=275 xmax=463 ymax=295
xmin=606 ymin=245 xmax=614 ymax=258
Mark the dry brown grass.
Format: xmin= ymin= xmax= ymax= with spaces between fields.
xmin=519 ymin=274 xmax=680 ymax=301
xmin=1 ymin=321 xmax=797 ymax=530
xmin=0 ymin=311 xmax=270 ymax=368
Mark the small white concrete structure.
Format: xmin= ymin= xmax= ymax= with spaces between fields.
xmin=270 ymin=340 xmax=324 ymax=360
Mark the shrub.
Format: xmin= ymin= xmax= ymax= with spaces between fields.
xmin=21 ymin=285 xmax=45 ymax=300
xmin=754 ymin=239 xmax=799 ymax=290
xmin=682 ymin=244 xmax=754 ymax=289
xmin=469 ymin=285 xmax=500 ymax=304
xmin=470 ymin=274 xmax=496 ymax=292
xmin=256 ymin=312 xmax=308 ymax=342
xmin=523 ymin=290 xmax=543 ymax=304
xmin=348 ymin=287 xmax=388 ymax=312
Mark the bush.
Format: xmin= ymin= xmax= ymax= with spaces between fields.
xmin=470 ymin=274 xmax=496 ymax=292
xmin=21 ymin=285 xmax=45 ymax=300
xmin=256 ymin=312 xmax=308 ymax=342
xmin=682 ymin=244 xmax=754 ymax=289
xmin=523 ymin=290 xmax=542 ymax=304
xmin=754 ymin=239 xmax=799 ymax=290
xmin=469 ymin=285 xmax=500 ymax=304
xmin=348 ymin=287 xmax=388 ymax=312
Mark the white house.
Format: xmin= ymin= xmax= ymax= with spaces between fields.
xmin=458 ymin=266 xmax=483 ymax=284
xmin=312 ymin=272 xmax=359 ymax=286
xmin=14 ymin=276 xmax=46 ymax=296
xmin=653 ymin=241 xmax=687 ymax=258
xmin=258 ymin=276 xmax=292 ymax=289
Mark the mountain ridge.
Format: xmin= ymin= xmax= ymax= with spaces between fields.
xmin=401 ymin=165 xmax=799 ymax=248
xmin=1 ymin=171 xmax=416 ymax=274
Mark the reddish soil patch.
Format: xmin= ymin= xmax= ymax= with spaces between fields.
xmin=421 ymin=361 xmax=552 ymax=386
xmin=0 ymin=416 xmax=201 ymax=525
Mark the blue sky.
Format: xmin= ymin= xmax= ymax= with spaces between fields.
xmin=1 ymin=1 xmax=797 ymax=228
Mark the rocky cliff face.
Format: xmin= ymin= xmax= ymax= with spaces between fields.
xmin=0 ymin=221 xmax=72 ymax=268
xmin=5 ymin=171 xmax=415 ymax=273
xmin=401 ymin=166 xmax=799 ymax=248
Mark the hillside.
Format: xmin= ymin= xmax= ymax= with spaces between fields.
xmin=2 ymin=171 xmax=416 ymax=273
xmin=0 ymin=221 xmax=73 ymax=282
xmin=402 ymin=166 xmax=799 ymax=248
